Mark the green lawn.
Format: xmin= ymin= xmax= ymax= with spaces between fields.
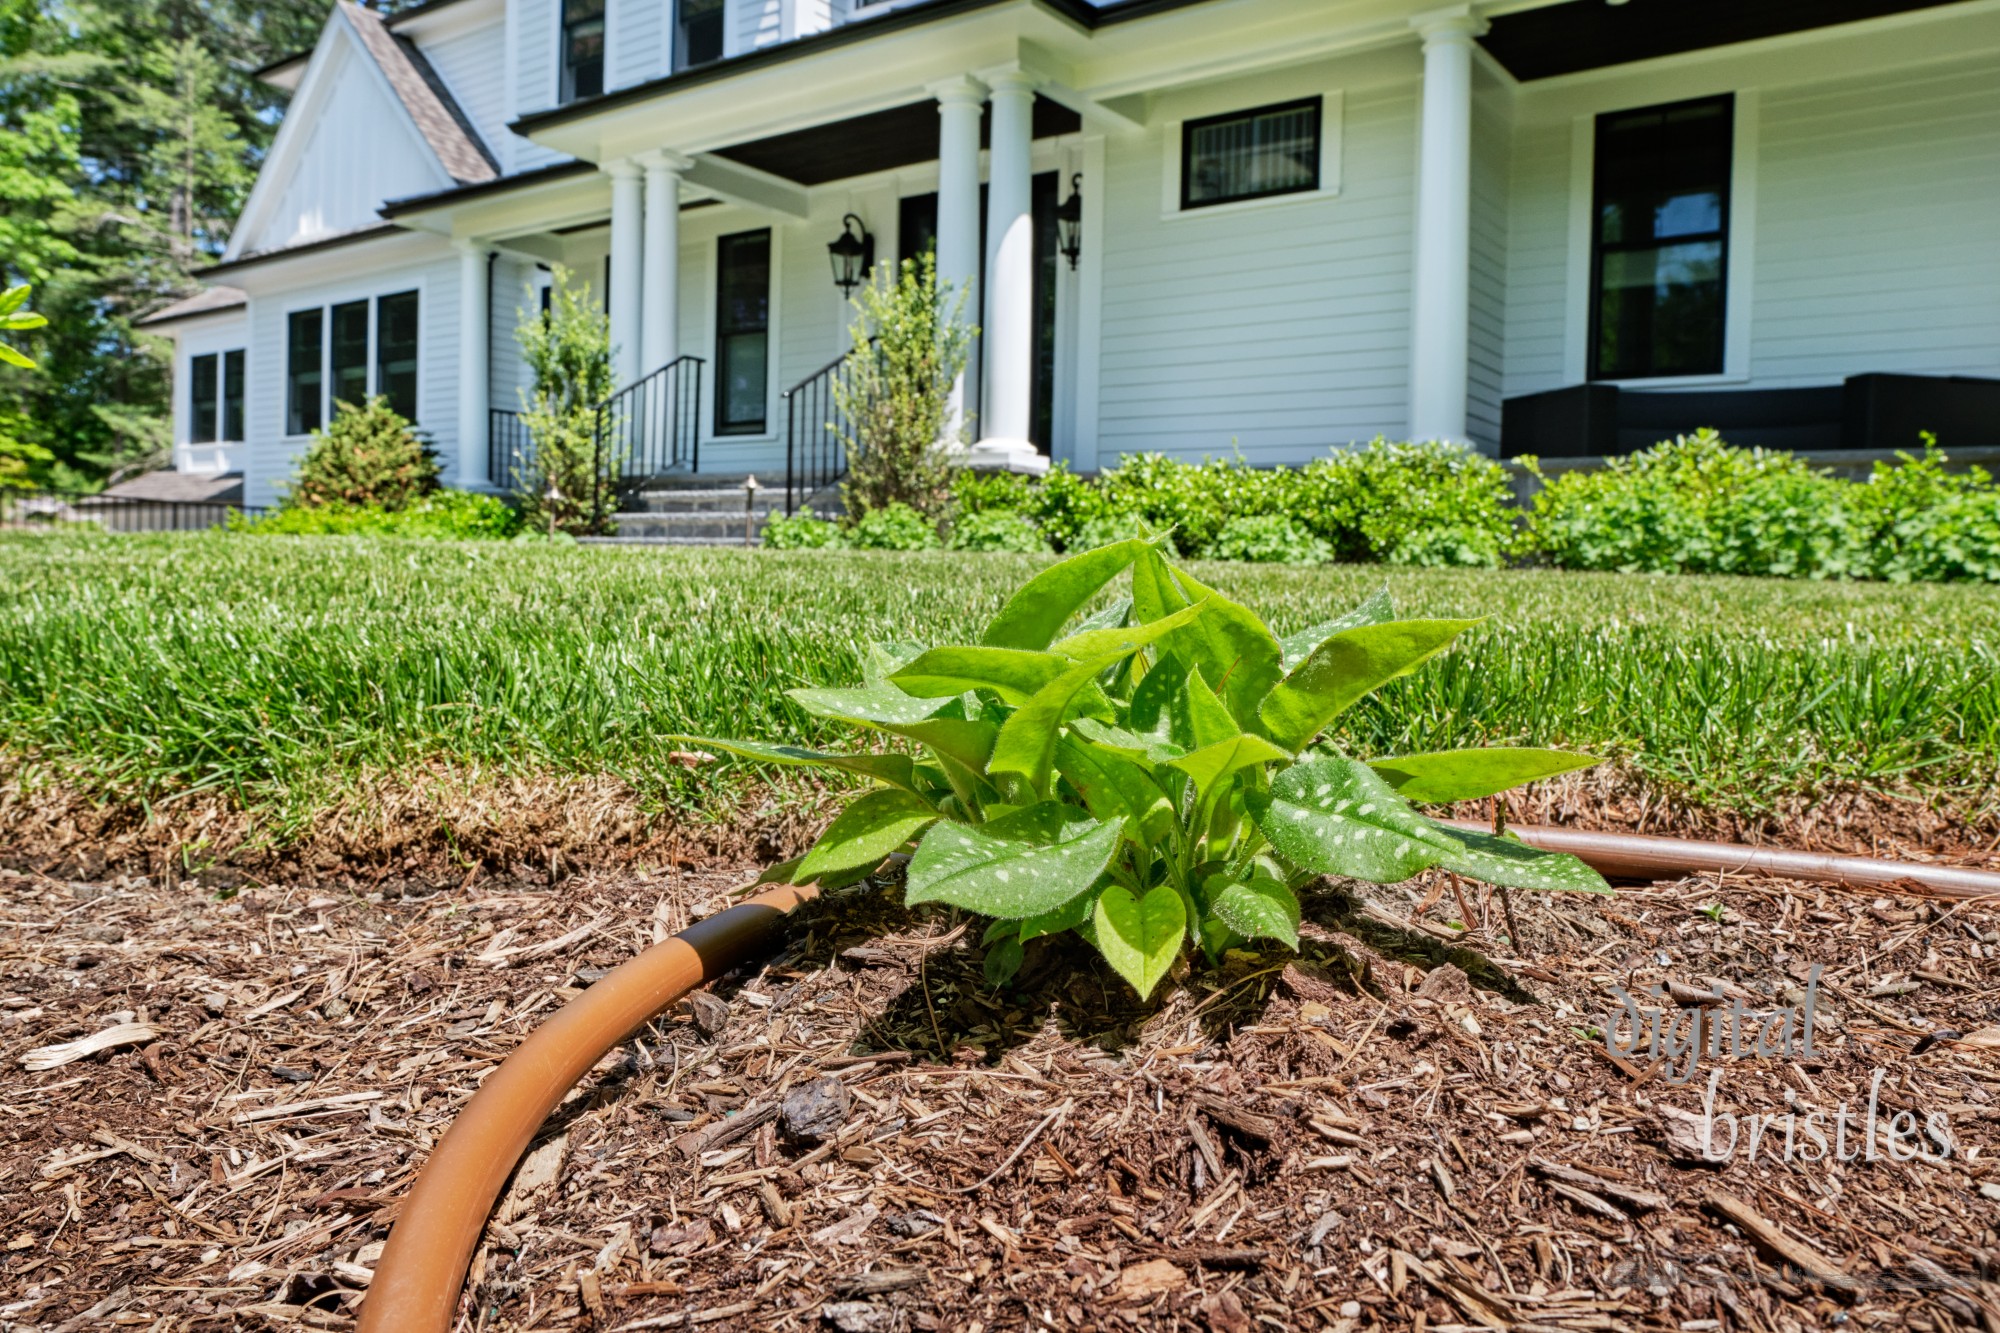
xmin=2 ymin=534 xmax=1995 ymax=830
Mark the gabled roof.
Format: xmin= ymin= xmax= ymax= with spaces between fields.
xmin=337 ymin=0 xmax=498 ymax=186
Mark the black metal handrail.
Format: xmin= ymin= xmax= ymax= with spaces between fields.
xmin=0 ymin=489 xmax=266 ymax=533
xmin=489 ymin=408 xmax=533 ymax=492
xmin=593 ymin=355 xmax=704 ymax=520
xmin=781 ymin=343 xmax=868 ymax=516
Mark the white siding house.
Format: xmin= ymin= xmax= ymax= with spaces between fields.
xmin=140 ymin=0 xmax=2000 ymax=511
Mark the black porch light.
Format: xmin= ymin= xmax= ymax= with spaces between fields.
xmin=1056 ymin=174 xmax=1083 ymax=270
xmin=827 ymin=213 xmax=875 ymax=297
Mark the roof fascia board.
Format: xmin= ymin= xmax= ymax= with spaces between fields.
xmin=198 ymin=226 xmax=443 ymax=291
xmin=136 ymin=305 xmax=249 ymax=333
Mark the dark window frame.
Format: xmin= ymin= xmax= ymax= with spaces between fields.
xmin=559 ymin=0 xmax=606 ymax=104
xmin=375 ymin=289 xmax=420 ymax=423
xmin=222 ymin=349 xmax=246 ymax=442
xmin=286 ymin=308 xmax=324 ymax=437
xmin=675 ymin=0 xmax=724 ymax=71
xmin=330 ymin=299 xmax=372 ymax=413
xmin=714 ymin=228 xmax=772 ymax=437
xmin=1587 ymin=93 xmax=1734 ymax=382
xmin=190 ymin=353 xmax=220 ymax=445
xmin=1180 ymin=96 xmax=1323 ymax=211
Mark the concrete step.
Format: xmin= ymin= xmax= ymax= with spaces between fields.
xmin=626 ymin=489 xmax=796 ymax=515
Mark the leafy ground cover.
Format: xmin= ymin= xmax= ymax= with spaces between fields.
xmin=1 ymin=535 xmax=1995 ymax=845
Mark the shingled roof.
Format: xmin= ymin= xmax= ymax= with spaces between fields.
xmin=337 ymin=0 xmax=499 ymax=187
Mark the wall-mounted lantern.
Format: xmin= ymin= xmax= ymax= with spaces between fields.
xmin=827 ymin=214 xmax=875 ymax=297
xmin=1056 ymin=174 xmax=1083 ymax=271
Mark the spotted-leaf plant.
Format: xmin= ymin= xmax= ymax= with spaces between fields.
xmin=682 ymin=539 xmax=1610 ymax=1000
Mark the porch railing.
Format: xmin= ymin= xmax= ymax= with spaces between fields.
xmin=781 ymin=344 xmax=867 ymax=516
xmin=488 ymin=408 xmax=533 ymax=492
xmin=596 ymin=355 xmax=704 ymax=494
xmin=1 ymin=489 xmax=266 ymax=533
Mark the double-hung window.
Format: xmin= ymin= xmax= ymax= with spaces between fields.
xmin=1181 ymin=97 xmax=1322 ymax=210
xmin=1589 ymin=94 xmax=1733 ymax=380
xmin=676 ymin=0 xmax=724 ymax=71
xmin=560 ymin=0 xmax=605 ymax=103
xmin=715 ymin=229 xmax=771 ymax=436
xmin=189 ymin=349 xmax=246 ymax=444
xmin=284 ymin=290 xmax=421 ymax=435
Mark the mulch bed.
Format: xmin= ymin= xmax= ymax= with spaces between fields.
xmin=2 ymin=847 xmax=1998 ymax=1332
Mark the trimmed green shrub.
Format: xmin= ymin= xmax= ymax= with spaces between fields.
xmin=1522 ymin=430 xmax=1857 ymax=578
xmin=1207 ymin=514 xmax=1334 ymax=565
xmin=1098 ymin=453 xmax=1280 ymax=556
xmin=238 ymin=490 xmax=520 ymax=540
xmin=837 ymin=254 xmax=974 ymax=522
xmin=285 ymin=396 xmax=438 ymax=510
xmin=1072 ymin=512 xmax=1178 ymax=555
xmin=1290 ymin=439 xmax=1516 ymax=568
xmin=947 ymin=509 xmax=1049 ymax=553
xmin=844 ymin=501 xmax=941 ymax=551
xmin=1848 ymin=441 xmax=2000 ymax=583
xmin=762 ymin=511 xmax=841 ymax=550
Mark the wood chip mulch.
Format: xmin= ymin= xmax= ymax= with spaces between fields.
xmin=2 ymin=853 xmax=1998 ymax=1333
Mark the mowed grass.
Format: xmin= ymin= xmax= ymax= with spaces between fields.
xmin=1 ymin=533 xmax=1996 ymax=830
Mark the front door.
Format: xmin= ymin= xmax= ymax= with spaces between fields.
xmin=899 ymin=173 xmax=1060 ymax=455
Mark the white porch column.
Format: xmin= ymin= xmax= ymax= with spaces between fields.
xmin=1408 ymin=7 xmax=1486 ymax=444
xmin=455 ymin=238 xmax=490 ymax=488
xmin=931 ymin=76 xmax=986 ymax=441
xmin=640 ymin=150 xmax=691 ymax=376
xmin=605 ymin=159 xmax=644 ymax=387
xmin=970 ymin=68 xmax=1045 ymax=473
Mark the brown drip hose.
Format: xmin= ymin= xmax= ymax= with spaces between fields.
xmin=356 ymin=831 xmax=2000 ymax=1332
xmin=357 ymin=882 xmax=819 ymax=1333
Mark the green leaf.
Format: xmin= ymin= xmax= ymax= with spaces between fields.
xmin=891 ymin=646 xmax=1069 ymax=705
xmin=1050 ymin=596 xmax=1208 ymax=663
xmin=1167 ymin=733 xmax=1290 ymax=796
xmin=797 ymin=789 xmax=939 ymax=880
xmin=1258 ymin=619 xmax=1481 ymax=753
xmin=753 ymin=855 xmax=805 ymax=886
xmin=1279 ymin=586 xmax=1395 ymax=670
xmin=983 ymin=936 xmax=1025 ymax=988
xmin=1250 ymin=758 xmax=1609 ymax=893
xmin=862 ymin=640 xmax=930 ymax=684
xmin=1019 ymin=885 xmax=1099 ymax=942
xmin=1173 ymin=665 xmax=1241 ymax=753
xmin=0 ymin=343 xmax=34 ymax=369
xmin=671 ymin=735 xmax=920 ymax=793
xmin=1206 ymin=876 xmax=1301 ymax=950
xmin=904 ymin=803 xmax=1122 ymax=918
xmin=1092 ymin=884 xmax=1186 ymax=1001
xmin=788 ymin=684 xmax=954 ymax=727
xmin=995 ymin=601 xmax=1212 ymax=791
xmin=1369 ymin=748 xmax=1603 ymax=804
xmin=1070 ymin=717 xmax=1185 ymax=765
xmin=1161 ymin=567 xmax=1284 ymax=729
xmin=1129 ymin=545 xmax=1189 ymax=626
xmin=981 ymin=539 xmax=1151 ymax=650
xmin=0 ymin=286 xmax=27 ymax=317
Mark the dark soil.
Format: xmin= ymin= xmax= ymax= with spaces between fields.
xmin=2 ymin=848 xmax=1997 ymax=1331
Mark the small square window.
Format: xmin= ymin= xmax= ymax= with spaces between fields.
xmin=1181 ymin=98 xmax=1322 ymax=210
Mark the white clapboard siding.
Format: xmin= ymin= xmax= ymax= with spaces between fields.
xmin=1502 ymin=50 xmax=2000 ymax=401
xmin=246 ymin=48 xmax=443 ymax=255
xmin=1749 ymin=55 xmax=2000 ymax=385
xmin=240 ymin=249 xmax=464 ymax=508
xmin=612 ymin=0 xmax=666 ymax=90
xmin=512 ymin=0 xmax=568 ymax=170
xmin=1095 ymin=85 xmax=1416 ymax=467
xmin=1498 ymin=119 xmax=1571 ymax=400
xmin=425 ymin=21 xmax=510 ymax=165
xmin=734 ymin=0 xmax=785 ymax=55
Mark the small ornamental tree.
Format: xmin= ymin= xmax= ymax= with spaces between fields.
xmin=285 ymin=395 xmax=439 ymax=510
xmin=835 ymin=253 xmax=974 ymax=523
xmin=514 ymin=266 xmax=616 ymax=535
xmin=683 ymin=539 xmax=1610 ymax=999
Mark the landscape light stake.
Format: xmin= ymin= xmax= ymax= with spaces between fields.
xmin=744 ymin=473 xmax=761 ymax=547
xmin=545 ymin=480 xmax=561 ymax=539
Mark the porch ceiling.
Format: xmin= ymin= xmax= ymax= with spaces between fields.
xmin=711 ymin=95 xmax=1083 ymax=187
xmin=1480 ymin=0 xmax=1979 ymax=81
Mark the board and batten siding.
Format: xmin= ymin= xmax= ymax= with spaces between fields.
xmin=1502 ymin=51 xmax=2000 ymax=401
xmin=1095 ymin=80 xmax=1417 ymax=468
xmin=240 ymin=249 xmax=465 ymax=508
xmin=248 ymin=47 xmax=443 ymax=254
xmin=424 ymin=21 xmax=512 ymax=167
xmin=1750 ymin=55 xmax=2000 ymax=386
